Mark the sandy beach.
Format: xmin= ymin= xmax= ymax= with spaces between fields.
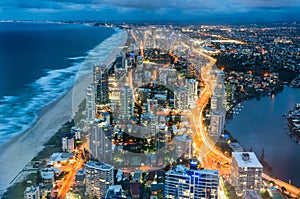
xmin=0 ymin=29 xmax=128 ymax=196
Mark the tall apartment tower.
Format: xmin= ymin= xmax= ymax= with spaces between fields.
xmin=85 ymin=161 xmax=114 ymax=199
xmin=89 ymin=123 xmax=113 ymax=163
xmin=231 ymin=152 xmax=263 ymax=195
xmin=94 ymin=65 xmax=109 ymax=105
xmin=165 ymin=164 xmax=219 ymax=199
xmin=186 ymin=78 xmax=198 ymax=109
xmin=210 ymin=70 xmax=226 ymax=138
xmin=174 ymin=86 xmax=188 ymax=111
xmin=210 ymin=70 xmax=226 ymax=113
xmin=120 ymin=86 xmax=134 ymax=120
xmin=86 ymin=84 xmax=95 ymax=121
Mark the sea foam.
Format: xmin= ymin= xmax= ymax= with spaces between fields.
xmin=0 ymin=28 xmax=125 ymax=145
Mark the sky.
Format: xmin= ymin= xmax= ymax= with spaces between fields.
xmin=0 ymin=0 xmax=299 ymax=23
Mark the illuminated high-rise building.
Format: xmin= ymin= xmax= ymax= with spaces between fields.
xmin=210 ymin=70 xmax=226 ymax=113
xmin=174 ymin=86 xmax=188 ymax=111
xmin=120 ymin=86 xmax=134 ymax=120
xmin=231 ymin=152 xmax=263 ymax=196
xmin=165 ymin=164 xmax=219 ymax=199
xmin=210 ymin=70 xmax=226 ymax=138
xmin=89 ymin=123 xmax=113 ymax=163
xmin=109 ymin=76 xmax=120 ymax=112
xmin=86 ymin=84 xmax=95 ymax=121
xmin=186 ymin=78 xmax=198 ymax=109
xmin=86 ymin=161 xmax=114 ymax=199
xmin=94 ymin=66 xmax=109 ymax=105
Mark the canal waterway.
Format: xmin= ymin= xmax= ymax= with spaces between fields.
xmin=226 ymin=86 xmax=300 ymax=187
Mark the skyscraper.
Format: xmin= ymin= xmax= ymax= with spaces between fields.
xmin=165 ymin=164 xmax=219 ymax=199
xmin=94 ymin=66 xmax=109 ymax=105
xmin=174 ymin=86 xmax=188 ymax=111
xmin=88 ymin=123 xmax=113 ymax=163
xmin=210 ymin=70 xmax=226 ymax=138
xmin=86 ymin=161 xmax=114 ymax=199
xmin=186 ymin=78 xmax=198 ymax=109
xmin=120 ymin=86 xmax=134 ymax=120
xmin=86 ymin=84 xmax=95 ymax=121
xmin=210 ymin=70 xmax=226 ymax=113
xmin=231 ymin=152 xmax=263 ymax=195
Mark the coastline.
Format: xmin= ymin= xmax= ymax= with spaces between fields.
xmin=0 ymin=29 xmax=128 ymax=196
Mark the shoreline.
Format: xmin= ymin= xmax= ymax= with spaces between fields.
xmin=0 ymin=29 xmax=128 ymax=196
xmin=286 ymin=104 xmax=300 ymax=141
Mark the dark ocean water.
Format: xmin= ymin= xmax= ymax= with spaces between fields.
xmin=0 ymin=22 xmax=117 ymax=144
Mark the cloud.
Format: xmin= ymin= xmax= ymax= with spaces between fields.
xmin=83 ymin=0 xmax=300 ymax=10
xmin=27 ymin=8 xmax=60 ymax=13
xmin=0 ymin=0 xmax=299 ymax=21
xmin=2 ymin=0 xmax=299 ymax=12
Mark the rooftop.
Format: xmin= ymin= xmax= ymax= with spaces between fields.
xmin=41 ymin=170 xmax=54 ymax=180
xmin=48 ymin=152 xmax=73 ymax=164
xmin=232 ymin=152 xmax=263 ymax=168
xmin=105 ymin=184 xmax=129 ymax=198
xmin=176 ymin=134 xmax=193 ymax=141
xmin=24 ymin=186 xmax=39 ymax=194
xmin=85 ymin=161 xmax=114 ymax=171
xmin=166 ymin=164 xmax=219 ymax=176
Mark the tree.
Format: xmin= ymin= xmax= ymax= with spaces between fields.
xmin=281 ymin=186 xmax=287 ymax=194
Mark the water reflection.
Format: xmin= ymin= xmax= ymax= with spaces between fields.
xmin=226 ymin=86 xmax=300 ymax=186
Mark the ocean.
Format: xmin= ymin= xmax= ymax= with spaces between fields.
xmin=0 ymin=22 xmax=121 ymax=145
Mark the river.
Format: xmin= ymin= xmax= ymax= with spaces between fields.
xmin=226 ymin=86 xmax=300 ymax=187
